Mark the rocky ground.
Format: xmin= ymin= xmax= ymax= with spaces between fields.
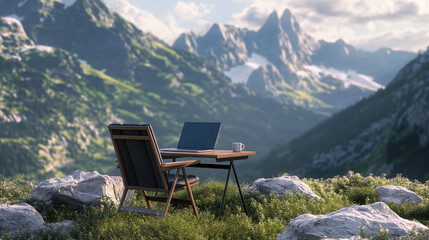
xmin=1 ymin=171 xmax=428 ymax=239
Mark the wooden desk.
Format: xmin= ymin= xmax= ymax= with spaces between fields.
xmin=161 ymin=150 xmax=256 ymax=217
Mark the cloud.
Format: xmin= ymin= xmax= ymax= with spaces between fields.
xmin=194 ymin=19 xmax=213 ymax=35
xmin=352 ymin=29 xmax=429 ymax=52
xmin=107 ymin=0 xmax=184 ymax=44
xmin=290 ymin=0 xmax=346 ymax=17
xmin=232 ymin=5 xmax=271 ymax=29
xmin=350 ymin=1 xmax=420 ymax=24
xmin=232 ymin=0 xmax=429 ymax=51
xmin=231 ymin=1 xmax=287 ymax=29
xmin=174 ymin=1 xmax=214 ymax=21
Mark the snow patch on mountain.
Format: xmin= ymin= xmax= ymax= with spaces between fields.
xmin=35 ymin=45 xmax=54 ymax=53
xmin=22 ymin=45 xmax=55 ymax=53
xmin=303 ymin=65 xmax=384 ymax=91
xmin=59 ymin=0 xmax=77 ymax=9
xmin=17 ymin=0 xmax=28 ymax=8
xmin=225 ymin=53 xmax=272 ymax=83
xmin=4 ymin=16 xmax=24 ymax=25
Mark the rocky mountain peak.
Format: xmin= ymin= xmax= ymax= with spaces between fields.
xmin=316 ymin=39 xmax=355 ymax=57
xmin=334 ymin=39 xmax=347 ymax=46
xmin=173 ymin=22 xmax=249 ymax=70
xmin=173 ymin=32 xmax=198 ymax=54
xmin=78 ymin=0 xmax=115 ymax=26
xmin=204 ymin=23 xmax=226 ymax=42
xmin=0 ymin=0 xmax=55 ymax=19
xmin=1 ymin=16 xmax=26 ymax=35
xmin=280 ymin=9 xmax=301 ymax=34
xmin=393 ymin=46 xmax=429 ymax=84
xmin=258 ymin=11 xmax=281 ymax=35
xmin=0 ymin=17 xmax=35 ymax=56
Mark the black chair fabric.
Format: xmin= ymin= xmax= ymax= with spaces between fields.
xmin=111 ymin=127 xmax=164 ymax=189
xmin=166 ymin=173 xmax=199 ymax=188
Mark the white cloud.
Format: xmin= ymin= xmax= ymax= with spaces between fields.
xmin=174 ymin=1 xmax=214 ymax=21
xmin=232 ymin=0 xmax=429 ymax=52
xmin=366 ymin=22 xmax=376 ymax=31
xmin=193 ymin=19 xmax=213 ymax=35
xmin=107 ymin=0 xmax=184 ymax=44
xmin=231 ymin=2 xmax=285 ymax=30
xmin=352 ymin=29 xmax=429 ymax=52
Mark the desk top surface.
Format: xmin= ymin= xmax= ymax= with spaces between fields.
xmin=160 ymin=150 xmax=256 ymax=159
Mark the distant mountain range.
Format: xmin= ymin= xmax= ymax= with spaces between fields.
xmin=173 ymin=10 xmax=416 ymax=113
xmin=0 ymin=0 xmax=324 ymax=178
xmin=258 ymin=47 xmax=429 ymax=181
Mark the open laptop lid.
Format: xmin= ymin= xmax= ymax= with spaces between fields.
xmin=177 ymin=122 xmax=221 ymax=150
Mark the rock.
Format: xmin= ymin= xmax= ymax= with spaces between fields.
xmin=45 ymin=220 xmax=75 ymax=235
xmin=0 ymin=203 xmax=76 ymax=236
xmin=0 ymin=203 xmax=45 ymax=235
xmin=27 ymin=170 xmax=126 ymax=208
xmin=277 ymin=202 xmax=428 ymax=240
xmin=248 ymin=176 xmax=321 ymax=199
xmin=376 ymin=185 xmax=422 ymax=205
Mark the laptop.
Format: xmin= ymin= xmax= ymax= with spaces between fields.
xmin=161 ymin=122 xmax=221 ymax=152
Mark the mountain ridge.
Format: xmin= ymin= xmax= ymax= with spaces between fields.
xmin=0 ymin=1 xmax=324 ymax=179
xmin=258 ymin=47 xmax=429 ymax=181
xmin=173 ymin=9 xmax=415 ymax=113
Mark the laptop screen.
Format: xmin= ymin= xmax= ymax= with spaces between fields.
xmin=177 ymin=122 xmax=221 ymax=150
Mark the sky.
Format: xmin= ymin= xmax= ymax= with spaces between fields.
xmin=102 ymin=0 xmax=429 ymax=53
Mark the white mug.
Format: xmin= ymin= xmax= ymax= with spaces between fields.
xmin=232 ymin=142 xmax=245 ymax=152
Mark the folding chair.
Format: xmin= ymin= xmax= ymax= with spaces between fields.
xmin=108 ymin=124 xmax=199 ymax=217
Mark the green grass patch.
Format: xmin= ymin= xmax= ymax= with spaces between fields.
xmin=116 ymin=109 xmax=141 ymax=122
xmin=81 ymin=64 xmax=139 ymax=93
xmin=1 ymin=172 xmax=428 ymax=239
xmin=154 ymin=42 xmax=180 ymax=59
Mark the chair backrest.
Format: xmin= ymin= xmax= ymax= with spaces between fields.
xmin=108 ymin=124 xmax=168 ymax=190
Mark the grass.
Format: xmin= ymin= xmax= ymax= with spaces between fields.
xmin=1 ymin=172 xmax=429 ymax=239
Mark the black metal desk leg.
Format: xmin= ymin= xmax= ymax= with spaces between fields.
xmin=218 ymin=164 xmax=231 ymax=218
xmin=231 ymin=161 xmax=248 ymax=215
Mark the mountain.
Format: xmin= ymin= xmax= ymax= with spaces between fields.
xmin=174 ymin=24 xmax=249 ymax=71
xmin=258 ymin=48 xmax=429 ymax=181
xmin=173 ymin=10 xmax=415 ymax=113
xmin=313 ymin=40 xmax=415 ymax=86
xmin=0 ymin=0 xmax=324 ymax=178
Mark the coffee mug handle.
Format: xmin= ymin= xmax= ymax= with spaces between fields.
xmin=241 ymin=143 xmax=245 ymax=151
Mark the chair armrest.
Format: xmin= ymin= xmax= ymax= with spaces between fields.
xmin=161 ymin=160 xmax=200 ymax=171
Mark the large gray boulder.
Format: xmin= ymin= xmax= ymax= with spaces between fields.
xmin=0 ymin=203 xmax=75 ymax=236
xmin=376 ymin=185 xmax=422 ymax=205
xmin=0 ymin=203 xmax=45 ymax=235
xmin=277 ymin=202 xmax=427 ymax=240
xmin=248 ymin=176 xmax=321 ymax=199
xmin=27 ymin=170 xmax=125 ymax=208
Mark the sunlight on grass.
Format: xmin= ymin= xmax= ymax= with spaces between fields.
xmin=81 ymin=64 xmax=139 ymax=93
xmin=1 ymin=172 xmax=428 ymax=239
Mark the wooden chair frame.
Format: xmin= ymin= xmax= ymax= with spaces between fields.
xmin=108 ymin=124 xmax=199 ymax=217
